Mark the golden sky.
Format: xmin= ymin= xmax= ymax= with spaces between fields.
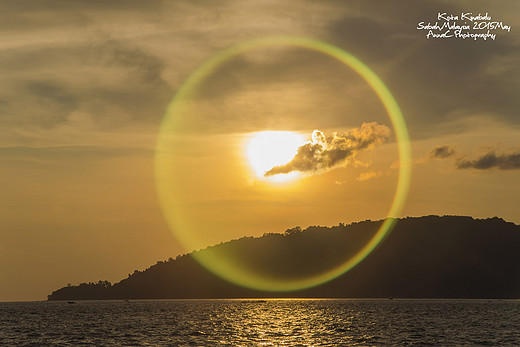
xmin=1 ymin=0 xmax=520 ymax=301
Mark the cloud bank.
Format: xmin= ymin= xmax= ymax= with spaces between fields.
xmin=265 ymin=122 xmax=390 ymax=177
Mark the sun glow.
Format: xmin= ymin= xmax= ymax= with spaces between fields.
xmin=246 ymin=131 xmax=306 ymax=183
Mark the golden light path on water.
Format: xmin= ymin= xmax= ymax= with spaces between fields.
xmin=155 ymin=36 xmax=411 ymax=292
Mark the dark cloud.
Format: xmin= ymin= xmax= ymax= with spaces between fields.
xmin=0 ymin=0 xmax=163 ymax=33
xmin=0 ymin=0 xmax=162 ymax=10
xmin=20 ymin=81 xmax=79 ymax=128
xmin=265 ymin=122 xmax=390 ymax=176
xmin=326 ymin=16 xmax=399 ymax=66
xmin=0 ymin=40 xmax=172 ymax=130
xmin=457 ymin=151 xmax=520 ymax=170
xmin=425 ymin=145 xmax=520 ymax=170
xmin=95 ymin=40 xmax=166 ymax=84
xmin=1 ymin=0 xmax=519 ymax=139
xmin=324 ymin=1 xmax=444 ymax=64
xmin=324 ymin=0 xmax=520 ymax=139
xmin=176 ymin=47 xmax=388 ymax=134
xmin=391 ymin=38 xmax=520 ymax=138
xmin=83 ymin=40 xmax=173 ymax=126
xmin=428 ymin=145 xmax=456 ymax=159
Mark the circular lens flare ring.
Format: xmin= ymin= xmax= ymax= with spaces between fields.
xmin=155 ymin=36 xmax=411 ymax=292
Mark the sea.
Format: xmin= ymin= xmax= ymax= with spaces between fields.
xmin=1 ymin=299 xmax=519 ymax=346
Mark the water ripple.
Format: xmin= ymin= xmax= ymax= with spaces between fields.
xmin=1 ymin=299 xmax=519 ymax=345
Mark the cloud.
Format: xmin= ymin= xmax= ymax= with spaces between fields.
xmin=179 ymin=45 xmax=389 ymax=135
xmin=456 ymin=151 xmax=520 ymax=170
xmin=324 ymin=1 xmax=520 ymax=138
xmin=1 ymin=0 xmax=519 ymax=144
xmin=356 ymin=171 xmax=382 ymax=182
xmin=0 ymin=39 xmax=173 ymax=134
xmin=425 ymin=145 xmax=520 ymax=171
xmin=265 ymin=122 xmax=390 ymax=177
xmin=428 ymin=145 xmax=456 ymax=159
xmin=0 ymin=145 xmax=151 ymax=162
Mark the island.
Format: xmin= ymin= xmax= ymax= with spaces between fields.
xmin=48 ymin=215 xmax=520 ymax=300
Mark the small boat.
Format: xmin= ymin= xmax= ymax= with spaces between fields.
xmin=67 ymin=301 xmax=77 ymax=304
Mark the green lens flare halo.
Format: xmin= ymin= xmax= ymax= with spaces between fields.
xmin=155 ymin=36 xmax=412 ymax=292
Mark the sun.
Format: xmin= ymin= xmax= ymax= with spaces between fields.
xmin=245 ymin=131 xmax=306 ymax=183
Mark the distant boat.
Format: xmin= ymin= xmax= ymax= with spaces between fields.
xmin=67 ymin=301 xmax=76 ymax=304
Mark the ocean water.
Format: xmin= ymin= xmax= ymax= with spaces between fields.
xmin=1 ymin=299 xmax=519 ymax=346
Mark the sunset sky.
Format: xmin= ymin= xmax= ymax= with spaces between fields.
xmin=1 ymin=0 xmax=519 ymax=301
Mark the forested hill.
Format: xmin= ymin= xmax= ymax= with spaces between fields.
xmin=48 ymin=216 xmax=520 ymax=300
